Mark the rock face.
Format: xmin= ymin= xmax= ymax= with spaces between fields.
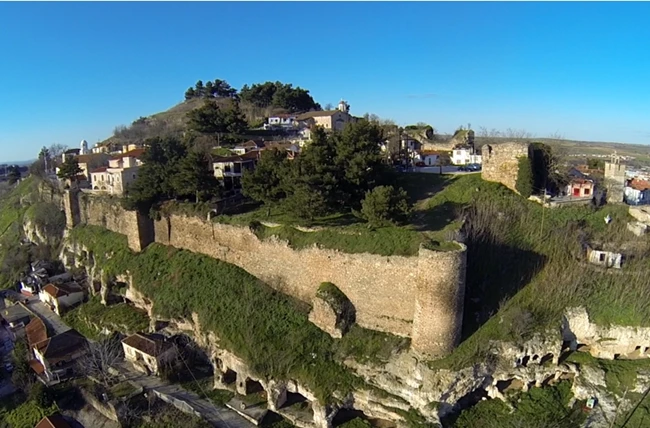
xmin=309 ymin=283 xmax=355 ymax=338
xmin=563 ymin=307 xmax=650 ymax=359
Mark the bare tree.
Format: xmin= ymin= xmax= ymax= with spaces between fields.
xmin=503 ymin=128 xmax=534 ymax=141
xmin=48 ymin=143 xmax=69 ymax=160
xmin=78 ymin=336 xmax=124 ymax=387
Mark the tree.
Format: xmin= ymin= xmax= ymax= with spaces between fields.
xmin=187 ymin=100 xmax=247 ymax=146
xmin=587 ymin=158 xmax=605 ymax=171
xmin=184 ymin=87 xmax=197 ymax=100
xmin=204 ymin=81 xmax=214 ymax=97
xmin=195 ymin=80 xmax=205 ymax=97
xmin=122 ymin=136 xmax=187 ymax=213
xmin=358 ymin=185 xmax=411 ymax=228
xmin=333 ymin=120 xmax=390 ymax=207
xmin=515 ymin=157 xmax=534 ymax=198
xmin=173 ymin=151 xmax=220 ymax=203
xmin=56 ymin=157 xmax=83 ymax=187
xmin=241 ymin=149 xmax=290 ymax=217
xmin=78 ymin=336 xmax=124 ymax=388
xmin=29 ymin=382 xmax=54 ymax=408
xmin=11 ymin=339 xmax=33 ymax=392
xmin=239 ymin=81 xmax=319 ymax=112
xmin=283 ymin=127 xmax=338 ymax=220
xmin=6 ymin=165 xmax=21 ymax=184
xmin=439 ymin=154 xmax=451 ymax=174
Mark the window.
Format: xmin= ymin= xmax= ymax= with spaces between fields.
xmin=224 ymin=164 xmax=231 ymax=173
xmin=584 ymin=188 xmax=590 ymax=195
xmin=599 ymin=253 xmax=606 ymax=262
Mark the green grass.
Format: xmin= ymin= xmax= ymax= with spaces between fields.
xmin=565 ymin=352 xmax=650 ymax=396
xmin=3 ymin=399 xmax=58 ymax=428
xmin=68 ymin=225 xmax=363 ymax=403
xmin=109 ymin=381 xmax=138 ymax=399
xmin=449 ymin=381 xmax=586 ymax=428
xmin=335 ymin=325 xmax=410 ymax=365
xmin=181 ymin=376 xmax=235 ymax=406
xmin=63 ymin=295 xmax=150 ymax=340
xmin=251 ymin=222 xmax=426 ymax=256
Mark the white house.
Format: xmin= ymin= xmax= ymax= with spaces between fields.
xmin=90 ymin=148 xmax=144 ymax=195
xmin=451 ymin=146 xmax=482 ymax=166
xmin=38 ymin=282 xmax=84 ymax=316
xmin=624 ymin=179 xmax=650 ymax=205
xmin=233 ymin=140 xmax=264 ymax=155
xmin=295 ymin=100 xmax=355 ymax=132
xmin=420 ymin=151 xmax=441 ymax=166
xmin=266 ymin=114 xmax=298 ymax=129
xmin=122 ymin=333 xmax=178 ymax=375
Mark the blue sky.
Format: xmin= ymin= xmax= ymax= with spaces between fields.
xmin=1 ymin=2 xmax=650 ymax=162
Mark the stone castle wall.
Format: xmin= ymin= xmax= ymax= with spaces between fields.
xmin=69 ymin=192 xmax=467 ymax=357
xmin=481 ymin=142 xmax=531 ymax=192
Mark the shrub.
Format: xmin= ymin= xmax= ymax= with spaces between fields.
xmin=28 ymin=382 xmax=54 ymax=408
xmin=358 ymin=185 xmax=410 ymax=228
xmin=515 ymin=156 xmax=534 ymax=198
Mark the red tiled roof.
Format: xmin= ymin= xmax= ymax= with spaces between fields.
xmin=91 ymin=166 xmax=108 ymax=173
xmin=35 ymin=413 xmax=71 ymax=428
xmin=110 ymin=148 xmax=145 ymax=160
xmin=421 ymin=150 xmax=443 ymax=156
xmin=26 ymin=317 xmax=47 ymax=349
xmin=629 ymin=179 xmax=650 ymax=191
xmin=122 ymin=333 xmax=173 ymax=357
xmin=29 ymin=359 xmax=45 ymax=375
xmin=213 ymin=151 xmax=259 ymax=163
xmin=570 ymin=178 xmax=594 ymax=186
xmin=42 ymin=282 xmax=82 ymax=299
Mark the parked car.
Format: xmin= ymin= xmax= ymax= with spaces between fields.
xmin=457 ymin=166 xmax=469 ymax=172
xmin=415 ymin=161 xmax=425 ymax=167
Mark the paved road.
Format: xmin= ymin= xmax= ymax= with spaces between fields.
xmin=26 ymin=300 xmax=71 ymax=335
xmin=115 ymin=361 xmax=254 ymax=428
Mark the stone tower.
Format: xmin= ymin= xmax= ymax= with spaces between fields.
xmin=80 ymin=139 xmax=89 ymax=155
xmin=604 ymin=151 xmax=626 ymax=203
xmin=337 ymin=99 xmax=350 ymax=114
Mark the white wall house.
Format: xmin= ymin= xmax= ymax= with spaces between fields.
xmin=420 ymin=151 xmax=440 ymax=166
xmin=38 ymin=283 xmax=84 ymax=316
xmin=266 ymin=114 xmax=298 ymax=128
xmin=451 ymin=147 xmax=482 ymax=166
xmin=213 ymin=151 xmax=258 ymax=191
xmin=90 ymin=149 xmax=144 ymax=195
xmin=122 ymin=333 xmax=178 ymax=375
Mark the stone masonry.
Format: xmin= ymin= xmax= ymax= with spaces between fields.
xmin=481 ymin=142 xmax=531 ymax=192
xmin=69 ymin=193 xmax=468 ymax=358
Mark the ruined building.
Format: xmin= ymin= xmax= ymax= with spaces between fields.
xmin=480 ymin=142 xmax=531 ymax=192
xmin=604 ymin=152 xmax=626 ymax=204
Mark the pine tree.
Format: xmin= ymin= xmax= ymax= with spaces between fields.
xmin=184 ymin=87 xmax=196 ymax=100
xmin=241 ymin=149 xmax=289 ymax=217
xmin=56 ymin=157 xmax=83 ymax=187
xmin=173 ymin=151 xmax=219 ymax=203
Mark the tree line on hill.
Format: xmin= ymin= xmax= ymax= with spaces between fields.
xmin=120 ymin=119 xmax=410 ymax=228
xmin=185 ymin=79 xmax=321 ymax=113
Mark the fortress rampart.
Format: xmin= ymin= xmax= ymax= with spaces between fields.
xmin=64 ymin=191 xmax=467 ymax=357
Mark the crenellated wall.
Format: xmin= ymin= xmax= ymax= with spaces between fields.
xmin=68 ymin=192 xmax=467 ymax=357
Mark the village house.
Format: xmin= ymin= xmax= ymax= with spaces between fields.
xmin=624 ymin=178 xmax=650 ymax=205
xmin=38 ymin=282 xmax=84 ymax=316
xmin=90 ymin=148 xmax=145 ymax=195
xmin=30 ymin=329 xmax=88 ymax=385
xmin=262 ymin=141 xmax=301 ymax=160
xmin=25 ymin=317 xmax=47 ymax=350
xmin=1 ymin=304 xmax=33 ymax=338
xmin=122 ymin=332 xmax=178 ymax=375
xmin=212 ymin=151 xmax=259 ymax=192
xmin=451 ymin=145 xmax=482 ymax=166
xmin=35 ymin=413 xmax=72 ymax=428
xmin=295 ymin=100 xmax=355 ymax=132
xmin=566 ymin=178 xmax=595 ymax=199
xmin=419 ymin=150 xmax=442 ymax=166
xmin=265 ymin=113 xmax=298 ymax=129
xmin=233 ymin=140 xmax=264 ymax=155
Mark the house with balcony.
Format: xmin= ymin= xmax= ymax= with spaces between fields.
xmin=212 ymin=151 xmax=259 ymax=192
xmin=30 ymin=329 xmax=88 ymax=385
xmin=90 ymin=149 xmax=145 ymax=195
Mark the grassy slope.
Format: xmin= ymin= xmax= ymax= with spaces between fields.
xmin=67 ymin=225 xmax=409 ymax=405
